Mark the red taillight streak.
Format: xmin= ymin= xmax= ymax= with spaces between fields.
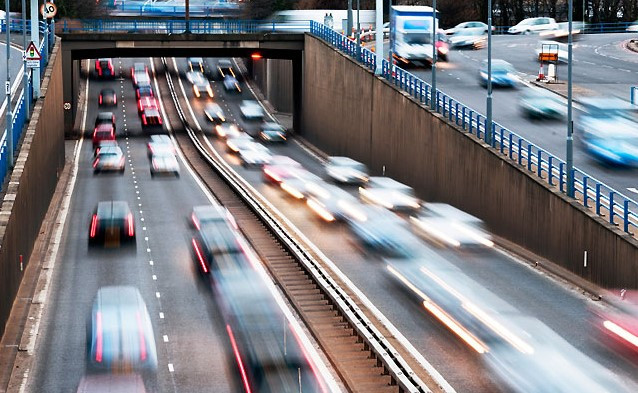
xmin=90 ymin=214 xmax=98 ymax=238
xmin=93 ymin=158 xmax=100 ymax=168
xmin=95 ymin=311 xmax=103 ymax=362
xmin=113 ymin=95 xmax=116 ymax=104
xmin=142 ymin=115 xmax=147 ymax=125
xmin=135 ymin=312 xmax=147 ymax=361
xmin=152 ymin=159 xmax=158 ymax=171
xmin=127 ymin=213 xmax=134 ymax=237
xmin=290 ymin=323 xmax=329 ymax=393
xmin=99 ymin=95 xmax=103 ymax=105
xmin=191 ymin=213 xmax=201 ymax=230
xmin=226 ymin=324 xmax=252 ymax=393
xmin=158 ymin=116 xmax=163 ymax=125
xmin=191 ymin=238 xmax=208 ymax=273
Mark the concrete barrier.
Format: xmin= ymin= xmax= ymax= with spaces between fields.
xmin=301 ymin=34 xmax=638 ymax=289
xmin=0 ymin=39 xmax=65 ymax=338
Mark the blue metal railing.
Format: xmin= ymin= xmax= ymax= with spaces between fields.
xmin=310 ymin=21 xmax=638 ymax=236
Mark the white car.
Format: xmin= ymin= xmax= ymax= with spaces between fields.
xmin=204 ymin=103 xmax=226 ymax=123
xmin=214 ymin=123 xmax=241 ymax=139
xmin=359 ymin=176 xmax=420 ymax=212
xmin=280 ymin=169 xmax=324 ymax=200
xmin=150 ymin=151 xmax=179 ymax=177
xmin=410 ymin=203 xmax=493 ymax=248
xmin=508 ymin=17 xmax=558 ymax=34
xmin=305 ymin=183 xmax=362 ymax=222
xmin=238 ymin=143 xmax=272 ymax=167
xmin=186 ymin=71 xmax=213 ymax=98
xmin=226 ymin=133 xmax=254 ymax=154
xmin=239 ymin=100 xmax=265 ymax=120
xmin=627 ymin=22 xmax=638 ymax=32
xmin=325 ymin=156 xmax=369 ymax=184
xmin=444 ymin=21 xmax=489 ymax=35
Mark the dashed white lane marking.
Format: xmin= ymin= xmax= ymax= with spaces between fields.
xmin=159 ymin=312 xmax=165 ymax=319
xmin=163 ymin=335 xmax=169 ymax=342
xmin=155 ymin=292 xmax=161 ymax=299
xmin=152 ymin=275 xmax=157 ymax=280
xmin=628 ymin=187 xmax=638 ymax=194
xmin=168 ymin=363 xmax=174 ymax=372
xmin=147 ymin=248 xmax=151 ymax=253
xmin=149 ymin=260 xmax=154 ymax=266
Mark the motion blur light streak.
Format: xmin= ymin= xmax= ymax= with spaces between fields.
xmin=410 ymin=216 xmax=461 ymax=247
xmin=226 ymin=324 xmax=253 ymax=393
xmin=281 ymin=183 xmax=305 ymax=200
xmin=290 ymin=322 xmax=329 ymax=393
xmin=451 ymin=222 xmax=494 ymax=248
xmin=135 ymin=312 xmax=147 ymax=361
xmin=191 ymin=238 xmax=209 ymax=274
xmin=263 ymin=168 xmax=282 ymax=183
xmin=95 ymin=311 xmax=103 ymax=363
xmin=307 ymin=199 xmax=335 ymax=222
xmin=127 ymin=213 xmax=135 ymax=237
xmin=90 ymin=214 xmax=98 ymax=238
xmin=603 ymin=320 xmax=638 ymax=348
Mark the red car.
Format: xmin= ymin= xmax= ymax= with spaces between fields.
xmin=95 ymin=58 xmax=115 ymax=79
xmin=93 ymin=124 xmax=116 ymax=148
xmin=141 ymin=108 xmax=163 ymax=128
xmin=137 ymin=96 xmax=158 ymax=113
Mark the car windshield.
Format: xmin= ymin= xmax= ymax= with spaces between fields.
xmin=404 ymin=32 xmax=431 ymax=45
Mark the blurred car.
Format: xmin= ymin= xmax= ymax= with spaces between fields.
xmin=132 ymin=71 xmax=151 ymax=88
xmin=147 ymin=134 xmax=175 ymax=157
xmin=306 ymin=183 xmax=362 ymax=222
xmin=136 ymin=85 xmax=154 ymax=100
xmin=479 ymin=59 xmax=518 ymax=88
xmin=325 ymin=156 xmax=368 ymax=185
xmin=217 ymin=59 xmax=236 ymax=79
xmin=191 ymin=212 xmax=242 ymax=275
xmin=346 ymin=204 xmax=422 ymax=257
xmin=508 ymin=17 xmax=558 ymax=34
xmin=238 ymin=143 xmax=272 ymax=168
xmin=359 ymin=176 xmax=421 ymax=212
xmin=535 ymin=40 xmax=568 ymax=63
xmin=540 ymin=21 xmax=583 ymax=39
xmin=448 ymin=30 xmax=487 ymax=49
xmin=94 ymin=140 xmax=118 ymax=156
xmin=88 ymin=201 xmax=135 ymax=246
xmin=98 ymin=88 xmax=117 ymax=107
xmin=150 ymin=151 xmax=180 ymax=177
xmin=95 ymin=112 xmax=116 ymax=130
xmin=519 ymin=88 xmax=566 ymax=119
xmin=95 ymin=58 xmax=115 ymax=78
xmin=436 ymin=32 xmax=450 ymax=61
xmin=141 ymin=108 xmax=163 ymax=129
xmin=627 ymin=22 xmax=638 ymax=32
xmin=137 ymin=96 xmax=158 ymax=113
xmin=87 ymin=286 xmax=157 ymax=371
xmin=410 ymin=203 xmax=493 ymax=248
xmin=592 ymin=290 xmax=638 ymax=355
xmin=444 ymin=21 xmax=490 ymax=35
xmin=223 ymin=75 xmax=242 ymax=93
xmin=279 ymin=170 xmax=323 ymax=200
xmin=191 ymin=204 xmax=236 ymax=231
xmin=239 ymin=100 xmax=265 ymax=121
xmin=93 ymin=145 xmax=125 ymax=174
xmin=76 ymin=374 xmax=147 ymax=393
xmin=92 ymin=123 xmax=116 ymax=149
xmin=204 ymin=103 xmax=226 ymax=123
xmin=130 ymin=62 xmax=148 ymax=79
xmin=258 ymin=122 xmax=287 ymax=143
xmin=188 ymin=57 xmax=204 ymax=73
xmin=214 ymin=123 xmax=241 ymax=139
xmin=579 ymin=97 xmax=638 ymax=167
xmin=186 ymin=71 xmax=213 ymax=98
xmin=226 ymin=133 xmax=255 ymax=154
xmin=262 ymin=155 xmax=304 ymax=184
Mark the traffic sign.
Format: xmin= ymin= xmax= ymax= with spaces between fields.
xmin=25 ymin=41 xmax=42 ymax=69
xmin=40 ymin=2 xmax=57 ymax=19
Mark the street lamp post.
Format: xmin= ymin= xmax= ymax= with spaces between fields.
xmin=356 ymin=0 xmax=361 ymax=60
xmin=374 ymin=0 xmax=382 ymax=75
xmin=30 ymin=0 xmax=40 ymax=98
xmin=485 ymin=0 xmax=495 ymax=145
xmin=22 ymin=0 xmax=29 ymax=116
xmin=347 ymin=0 xmax=353 ymax=37
xmin=5 ymin=0 xmax=14 ymax=169
xmin=567 ymin=0 xmax=575 ymax=197
xmin=431 ymin=0 xmax=437 ymax=110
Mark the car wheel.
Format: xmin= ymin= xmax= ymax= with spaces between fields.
xmin=524 ymin=29 xmax=531 ymax=35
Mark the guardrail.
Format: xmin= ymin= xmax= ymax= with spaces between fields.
xmin=58 ymin=19 xmax=312 ymax=34
xmin=0 ymin=23 xmax=54 ymax=190
xmin=107 ymin=2 xmax=240 ymax=17
xmin=310 ymin=21 xmax=638 ymax=237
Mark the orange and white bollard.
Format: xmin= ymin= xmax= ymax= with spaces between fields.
xmin=536 ymin=64 xmax=545 ymax=81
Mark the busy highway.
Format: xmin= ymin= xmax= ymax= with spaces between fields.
xmin=410 ymin=32 xmax=638 ymax=196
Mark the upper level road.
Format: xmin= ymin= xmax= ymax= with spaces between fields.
xmin=168 ymin=55 xmax=638 ymax=392
xmin=0 ymin=41 xmax=25 ymax=118
xmin=409 ymin=33 xmax=638 ymax=198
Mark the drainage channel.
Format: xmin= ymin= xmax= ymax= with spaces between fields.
xmin=155 ymin=56 xmax=435 ymax=393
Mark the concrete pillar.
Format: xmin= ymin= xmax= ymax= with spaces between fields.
xmin=292 ymin=53 xmax=302 ymax=134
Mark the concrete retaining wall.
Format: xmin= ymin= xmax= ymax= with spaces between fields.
xmin=301 ymin=34 xmax=638 ymax=289
xmin=0 ymin=39 xmax=65 ymax=338
xmin=252 ymin=58 xmax=294 ymax=113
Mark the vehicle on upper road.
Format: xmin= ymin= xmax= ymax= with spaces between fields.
xmin=448 ymin=30 xmax=487 ymax=49
xmin=508 ymin=17 xmax=558 ymax=34
xmin=390 ymin=6 xmax=439 ymax=66
xmin=88 ymin=201 xmax=136 ymax=246
xmin=579 ymin=97 xmax=638 ymax=167
xmin=535 ymin=40 xmax=568 ymax=63
xmin=95 ymin=58 xmax=115 ymax=79
xmin=223 ymin=75 xmax=242 ymax=93
xmin=188 ymin=57 xmax=204 ymax=73
xmin=259 ymin=122 xmax=287 ymax=143
xmin=137 ymin=96 xmax=158 ymax=113
xmin=306 ymin=183 xmax=363 ymax=222
xmin=93 ymin=145 xmax=125 ymax=174
xmin=410 ymin=203 xmax=494 ymax=248
xmin=186 ymin=71 xmax=213 ymax=98
xmin=238 ymin=143 xmax=272 ymax=168
xmin=141 ymin=108 xmax=163 ymax=129
xmin=92 ymin=123 xmax=116 ymax=149
xmin=444 ymin=21 xmax=489 ymax=35
xmin=214 ymin=123 xmax=241 ymax=139
xmin=359 ymin=176 xmax=421 ymax=212
xmin=150 ymin=150 xmax=180 ymax=177
xmin=136 ymin=85 xmax=154 ymax=100
xmin=539 ymin=21 xmax=583 ymax=39
xmin=239 ymin=100 xmax=265 ymax=121
xmin=87 ymin=286 xmax=157 ymax=371
xmin=76 ymin=374 xmax=147 ymax=393
xmin=325 ymin=156 xmax=369 ymax=185
xmin=627 ymin=22 xmax=638 ymax=32
xmin=98 ymin=88 xmax=117 ymax=107
xmin=147 ymin=134 xmax=175 ymax=157
xmin=262 ymin=155 xmax=304 ymax=184
xmin=95 ymin=112 xmax=116 ymax=130
xmin=191 ymin=204 xmax=236 ymax=231
xmin=217 ymin=59 xmax=236 ymax=79
xmin=204 ymin=103 xmax=226 ymax=123
xmin=226 ymin=133 xmax=255 ymax=154
xmin=479 ymin=59 xmax=518 ymax=88
xmin=519 ymin=88 xmax=566 ymax=119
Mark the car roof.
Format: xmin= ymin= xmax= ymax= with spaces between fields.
xmin=98 ymin=58 xmax=112 ymax=62
xmin=97 ymin=201 xmax=131 ymax=219
xmin=269 ymin=155 xmax=300 ymax=166
xmin=328 ymin=156 xmax=362 ymax=165
xmin=97 ymin=112 xmax=114 ymax=119
xmin=199 ymin=223 xmax=242 ymax=254
xmin=367 ymin=176 xmax=411 ymax=189
xmin=150 ymin=134 xmax=171 ymax=144
xmin=143 ymin=108 xmax=161 ymax=117
xmin=97 ymin=146 xmax=122 ymax=155
xmin=206 ymin=103 xmax=222 ymax=110
xmin=193 ymin=205 xmax=227 ymax=222
xmin=188 ymin=57 xmax=203 ymax=62
xmin=580 ymin=97 xmax=634 ymax=111
xmin=420 ymin=203 xmax=482 ymax=222
xmin=133 ymin=62 xmax=146 ymax=68
xmin=262 ymin=122 xmax=283 ymax=130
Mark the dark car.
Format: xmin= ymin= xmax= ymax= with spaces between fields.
xmin=95 ymin=58 xmax=115 ymax=79
xmin=76 ymin=374 xmax=147 ymax=393
xmin=217 ymin=59 xmax=236 ymax=80
xmin=95 ymin=112 xmax=116 ymax=129
xmin=191 ymin=214 xmax=241 ymax=274
xmin=98 ymin=88 xmax=117 ymax=107
xmin=93 ymin=146 xmax=125 ymax=174
xmin=259 ymin=122 xmax=287 ymax=143
xmin=87 ymin=286 xmax=157 ymax=371
xmin=89 ymin=201 xmax=135 ymax=246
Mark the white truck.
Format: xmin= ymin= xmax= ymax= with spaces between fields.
xmin=390 ymin=5 xmax=446 ymax=66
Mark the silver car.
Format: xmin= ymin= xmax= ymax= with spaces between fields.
xmin=359 ymin=176 xmax=421 ymax=212
xmin=325 ymin=156 xmax=369 ymax=184
xmin=150 ymin=151 xmax=180 ymax=177
xmin=239 ymin=100 xmax=265 ymax=120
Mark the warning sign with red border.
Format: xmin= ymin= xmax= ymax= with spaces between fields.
xmin=24 ymin=41 xmax=41 ymax=68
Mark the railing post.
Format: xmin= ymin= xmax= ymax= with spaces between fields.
xmin=509 ymin=134 xmax=514 ymax=159
xmin=559 ymin=163 xmax=565 ymax=192
xmin=548 ymin=156 xmax=554 ymax=185
xmin=624 ymin=200 xmax=630 ymax=233
xmin=595 ymin=184 xmax=602 ymax=215
xmin=609 ymin=192 xmax=616 ymax=224
xmin=518 ymin=138 xmax=523 ymax=165
xmin=527 ymin=145 xmax=532 ymax=171
xmin=537 ymin=150 xmax=542 ymax=177
xmin=499 ymin=128 xmax=504 ymax=153
xmin=583 ymin=176 xmax=588 ymax=207
xmin=461 ymin=107 xmax=466 ymax=130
